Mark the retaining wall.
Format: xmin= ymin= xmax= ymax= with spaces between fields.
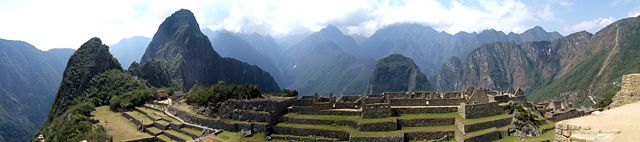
xmin=404 ymin=131 xmax=455 ymax=141
xmin=123 ymin=136 xmax=157 ymax=142
xmin=456 ymin=117 xmax=511 ymax=133
xmin=397 ymin=117 xmax=455 ymax=127
xmin=348 ymin=136 xmax=404 ymax=142
xmin=357 ymin=121 xmax=398 ymax=131
xmin=393 ymin=107 xmax=457 ymax=114
xmin=273 ymin=125 xmax=350 ymax=140
xmin=458 ymin=102 xmax=503 ymax=119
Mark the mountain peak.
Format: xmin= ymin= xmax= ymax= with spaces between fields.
xmin=366 ymin=54 xmax=432 ymax=95
xmin=524 ymin=26 xmax=547 ymax=33
xmin=319 ymin=25 xmax=343 ymax=35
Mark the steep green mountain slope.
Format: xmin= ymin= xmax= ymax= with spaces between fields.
xmin=531 ymin=16 xmax=640 ymax=105
xmin=366 ymin=54 xmax=431 ymax=95
xmin=47 ymin=37 xmax=122 ymax=120
xmin=140 ymin=9 xmax=279 ymax=92
xmin=0 ymin=39 xmax=73 ymax=142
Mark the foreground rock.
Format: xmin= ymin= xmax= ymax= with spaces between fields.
xmin=555 ymin=101 xmax=640 ymax=142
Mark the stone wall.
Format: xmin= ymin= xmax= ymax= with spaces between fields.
xmin=333 ymin=102 xmax=358 ymax=109
xmin=123 ymin=136 xmax=157 ymax=142
xmin=349 ymin=136 xmax=404 ymax=142
xmin=548 ymin=109 xmax=589 ymax=122
xmin=282 ymin=117 xmax=358 ymax=128
xmin=389 ymin=98 xmax=429 ymax=106
xmin=357 ymin=121 xmax=398 ymax=131
xmin=609 ymin=73 xmax=640 ymax=108
xmin=393 ymin=106 xmax=458 ymax=114
xmin=398 ymin=118 xmax=455 ymax=127
xmin=291 ymin=106 xmax=361 ymax=116
xmin=218 ymin=98 xmax=292 ymax=116
xmin=273 ymin=125 xmax=350 ymax=140
xmin=456 ymin=117 xmax=511 ymax=133
xmin=458 ymin=102 xmax=503 ymax=119
xmin=454 ymin=130 xmax=501 ymax=142
xmin=361 ymin=103 xmax=392 ymax=118
xmin=429 ymin=98 xmax=466 ymax=106
xmin=270 ymin=135 xmax=339 ymax=142
xmin=404 ymin=131 xmax=455 ymax=141
xmin=167 ymin=106 xmax=268 ymax=132
xmin=223 ymin=110 xmax=273 ymax=123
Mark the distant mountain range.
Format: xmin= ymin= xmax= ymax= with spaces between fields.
xmin=0 ymin=39 xmax=73 ymax=141
xmin=109 ymin=36 xmax=151 ymax=68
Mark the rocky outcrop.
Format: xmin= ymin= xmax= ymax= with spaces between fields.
xmin=366 ymin=54 xmax=432 ymax=95
xmin=140 ymin=9 xmax=279 ymax=92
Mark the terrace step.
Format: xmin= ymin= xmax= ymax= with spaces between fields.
xmin=270 ymin=134 xmax=341 ymax=142
xmin=164 ymin=129 xmax=194 ymax=142
xmin=157 ymin=134 xmax=178 ymax=142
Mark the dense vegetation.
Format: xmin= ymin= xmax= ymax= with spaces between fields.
xmin=42 ymin=69 xmax=154 ymax=141
xmin=367 ymin=54 xmax=432 ymax=94
xmin=185 ymin=81 xmax=262 ymax=106
xmin=129 ymin=60 xmax=173 ymax=88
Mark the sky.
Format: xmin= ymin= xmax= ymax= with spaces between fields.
xmin=0 ymin=0 xmax=639 ymax=51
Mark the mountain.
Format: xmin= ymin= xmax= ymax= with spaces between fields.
xmin=0 ymin=39 xmax=73 ymax=142
xmin=366 ymin=54 xmax=431 ymax=95
xmin=284 ymin=25 xmax=375 ymax=95
xmin=360 ymin=23 xmax=563 ymax=76
xmin=46 ymin=37 xmax=122 ymax=120
xmin=140 ymin=9 xmax=279 ymax=92
xmin=203 ymin=29 xmax=287 ymax=87
xmin=509 ymin=26 xmax=563 ymax=43
xmin=433 ymin=31 xmax=592 ymax=92
xmin=530 ymin=16 xmax=640 ymax=105
xmin=109 ymin=36 xmax=151 ymax=68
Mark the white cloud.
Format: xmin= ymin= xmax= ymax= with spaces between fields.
xmin=564 ymin=17 xmax=615 ymax=33
xmin=628 ymin=8 xmax=640 ymax=17
xmin=0 ymin=0 xmax=555 ymax=50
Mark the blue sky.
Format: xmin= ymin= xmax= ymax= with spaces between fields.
xmin=0 ymin=0 xmax=639 ymax=50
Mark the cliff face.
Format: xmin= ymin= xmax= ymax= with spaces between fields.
xmin=47 ymin=37 xmax=122 ymax=120
xmin=366 ymin=54 xmax=431 ymax=95
xmin=140 ymin=9 xmax=279 ymax=92
xmin=433 ymin=31 xmax=593 ymax=93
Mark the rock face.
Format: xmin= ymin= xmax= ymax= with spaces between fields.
xmin=608 ymin=74 xmax=640 ymax=108
xmin=140 ymin=9 xmax=279 ymax=92
xmin=47 ymin=37 xmax=122 ymax=119
xmin=433 ymin=31 xmax=593 ymax=93
xmin=366 ymin=54 xmax=431 ymax=95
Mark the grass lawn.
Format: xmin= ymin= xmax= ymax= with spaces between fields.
xmin=92 ymin=106 xmax=151 ymax=142
xmin=214 ymin=131 xmax=266 ymax=142
xmin=158 ymin=134 xmax=178 ymax=142
xmin=277 ymin=122 xmax=457 ymax=137
xmin=496 ymin=130 xmax=554 ymax=142
xmin=137 ymin=107 xmax=179 ymax=122
xmin=125 ymin=111 xmax=154 ymax=125
xmin=165 ymin=129 xmax=194 ymax=140
xmin=457 ymin=114 xmax=512 ymax=124
xmin=181 ymin=127 xmax=203 ymax=136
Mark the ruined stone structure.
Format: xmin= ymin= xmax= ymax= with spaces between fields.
xmin=609 ymin=73 xmax=640 ymax=108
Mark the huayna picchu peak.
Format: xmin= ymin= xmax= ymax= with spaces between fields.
xmin=140 ymin=9 xmax=279 ymax=92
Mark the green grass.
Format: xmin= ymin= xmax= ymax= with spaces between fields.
xmin=181 ymin=127 xmax=203 ymax=136
xmin=156 ymin=120 xmax=170 ymax=126
xmin=495 ymin=129 xmax=554 ymax=142
xmin=277 ymin=122 xmax=457 ymax=137
xmin=157 ymin=134 xmax=178 ymax=142
xmin=137 ymin=107 xmax=179 ymax=122
xmin=165 ymin=129 xmax=193 ymax=140
xmin=215 ymin=131 xmax=266 ymax=142
xmin=92 ymin=106 xmax=152 ymax=142
xmin=146 ymin=127 xmax=162 ymax=135
xmin=125 ymin=111 xmax=154 ymax=125
xmin=457 ymin=114 xmax=511 ymax=124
